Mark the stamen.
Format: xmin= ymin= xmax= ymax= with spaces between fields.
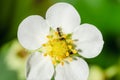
xmin=72 ymin=49 xmax=77 ymax=54
xmin=56 ymin=56 xmax=60 ymax=61
xmin=47 ymin=35 xmax=51 ymax=38
xmin=68 ymin=45 xmax=72 ymax=49
xmin=44 ymin=53 xmax=47 ymax=56
xmin=55 ymin=32 xmax=58 ymax=35
xmin=68 ymin=57 xmax=73 ymax=62
xmin=61 ymin=61 xmax=64 ymax=66
xmin=42 ymin=27 xmax=77 ymax=66
xmin=52 ymin=60 xmax=56 ymax=65
xmin=66 ymin=52 xmax=69 ymax=56
xmin=42 ymin=44 xmax=46 ymax=47
xmin=67 ymin=40 xmax=73 ymax=43
xmin=49 ymin=52 xmax=53 ymax=57
xmin=63 ymin=34 xmax=67 ymax=38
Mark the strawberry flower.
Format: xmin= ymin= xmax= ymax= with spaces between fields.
xmin=18 ymin=2 xmax=104 ymax=80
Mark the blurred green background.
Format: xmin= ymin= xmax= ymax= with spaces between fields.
xmin=0 ymin=0 xmax=120 ymax=80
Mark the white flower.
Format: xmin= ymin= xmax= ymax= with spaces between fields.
xmin=17 ymin=2 xmax=104 ymax=80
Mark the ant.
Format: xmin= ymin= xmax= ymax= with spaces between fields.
xmin=57 ymin=27 xmax=65 ymax=40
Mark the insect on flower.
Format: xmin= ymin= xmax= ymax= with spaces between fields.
xmin=18 ymin=2 xmax=104 ymax=80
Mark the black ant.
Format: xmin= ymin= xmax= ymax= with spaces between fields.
xmin=57 ymin=27 xmax=62 ymax=37
xmin=57 ymin=27 xmax=65 ymax=40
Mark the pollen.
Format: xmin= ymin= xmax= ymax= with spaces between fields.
xmin=42 ymin=28 xmax=77 ymax=66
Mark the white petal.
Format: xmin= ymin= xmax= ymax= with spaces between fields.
xmin=46 ymin=2 xmax=80 ymax=33
xmin=55 ymin=57 xmax=89 ymax=80
xmin=72 ymin=24 xmax=104 ymax=58
xmin=26 ymin=52 xmax=54 ymax=80
xmin=18 ymin=15 xmax=49 ymax=50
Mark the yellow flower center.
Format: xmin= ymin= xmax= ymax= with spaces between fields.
xmin=42 ymin=28 xmax=77 ymax=66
